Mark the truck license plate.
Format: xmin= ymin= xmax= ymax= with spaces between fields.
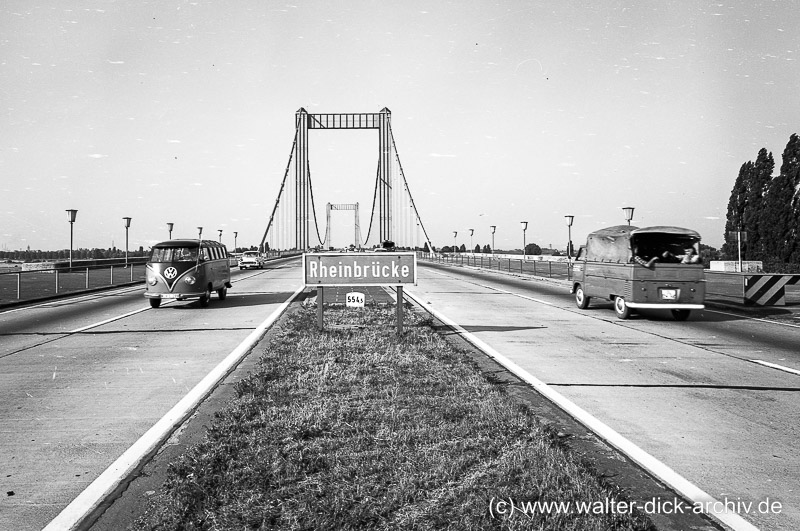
xmin=160 ymin=294 xmax=179 ymax=299
xmin=660 ymin=289 xmax=677 ymax=301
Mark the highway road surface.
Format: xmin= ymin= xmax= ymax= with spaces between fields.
xmin=0 ymin=259 xmax=303 ymax=531
xmin=409 ymin=261 xmax=799 ymax=531
xmin=2 ymin=256 xmax=798 ymax=530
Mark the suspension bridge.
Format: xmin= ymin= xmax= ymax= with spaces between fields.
xmin=259 ymin=108 xmax=434 ymax=252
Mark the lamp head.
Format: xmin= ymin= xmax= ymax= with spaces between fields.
xmin=622 ymin=207 xmax=635 ymax=222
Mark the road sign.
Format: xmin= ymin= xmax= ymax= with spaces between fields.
xmin=303 ymin=252 xmax=417 ymax=287
xmin=304 ymin=252 xmax=416 ymax=335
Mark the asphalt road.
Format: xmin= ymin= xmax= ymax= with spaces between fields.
xmin=411 ymin=261 xmax=799 ymax=531
xmin=0 ymin=259 xmax=305 ymax=531
xmin=2 ymin=256 xmax=799 ymax=530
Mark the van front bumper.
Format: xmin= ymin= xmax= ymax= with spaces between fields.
xmin=144 ymin=292 xmax=204 ymax=301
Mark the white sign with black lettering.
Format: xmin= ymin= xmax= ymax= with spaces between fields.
xmin=345 ymin=292 xmax=365 ymax=308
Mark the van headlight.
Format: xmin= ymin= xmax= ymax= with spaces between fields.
xmin=148 ymin=276 xmax=158 ymax=286
xmin=184 ymin=276 xmax=196 ymax=285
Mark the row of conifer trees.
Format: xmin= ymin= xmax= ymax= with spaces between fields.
xmin=723 ymin=133 xmax=800 ymax=273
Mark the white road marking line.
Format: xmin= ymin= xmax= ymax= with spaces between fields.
xmin=484 ymin=285 xmax=553 ymax=305
xmin=0 ymin=286 xmax=142 ymax=315
xmin=704 ymin=308 xmax=800 ymax=329
xmin=43 ymin=284 xmax=306 ymax=531
xmin=750 ymin=359 xmax=800 ymax=376
xmin=403 ymin=287 xmax=759 ymax=531
xmin=69 ymin=306 xmax=154 ymax=333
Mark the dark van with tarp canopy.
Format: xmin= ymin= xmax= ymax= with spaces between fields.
xmin=571 ymin=225 xmax=705 ymax=320
xmin=144 ymin=239 xmax=232 ymax=308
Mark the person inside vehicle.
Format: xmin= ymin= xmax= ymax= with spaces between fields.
xmin=680 ymin=246 xmax=701 ymax=264
xmin=659 ymin=250 xmax=680 ymax=263
xmin=632 ymin=245 xmax=659 ymax=268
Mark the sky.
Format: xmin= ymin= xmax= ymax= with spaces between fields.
xmin=2 ymin=0 xmax=799 ymax=253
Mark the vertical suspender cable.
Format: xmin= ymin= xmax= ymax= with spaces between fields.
xmin=260 ymin=127 xmax=298 ymax=252
xmin=389 ymin=125 xmax=436 ymax=253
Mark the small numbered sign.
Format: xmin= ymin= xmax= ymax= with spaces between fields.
xmin=345 ymin=291 xmax=365 ymax=308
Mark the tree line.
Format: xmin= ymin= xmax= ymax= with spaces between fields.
xmin=724 ymin=133 xmax=800 ymax=273
xmin=439 ymin=243 xmax=547 ymax=255
xmin=1 ymin=247 xmax=146 ymax=262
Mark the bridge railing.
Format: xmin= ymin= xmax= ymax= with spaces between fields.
xmin=0 ymin=258 xmax=149 ymax=306
xmin=419 ymin=252 xmax=572 ymax=281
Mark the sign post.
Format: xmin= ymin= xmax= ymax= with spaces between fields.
xmin=303 ymin=252 xmax=417 ymax=334
xmin=317 ymin=286 xmax=324 ymax=330
xmin=727 ymin=231 xmax=747 ymax=272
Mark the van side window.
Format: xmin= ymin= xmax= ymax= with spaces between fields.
xmin=200 ymin=248 xmax=210 ymax=261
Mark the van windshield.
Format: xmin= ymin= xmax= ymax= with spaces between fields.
xmin=149 ymin=247 xmax=198 ymax=263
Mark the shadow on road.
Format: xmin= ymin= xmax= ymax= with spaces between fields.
xmin=165 ymin=291 xmax=300 ymax=310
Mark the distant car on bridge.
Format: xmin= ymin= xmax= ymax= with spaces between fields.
xmin=237 ymin=251 xmax=265 ymax=270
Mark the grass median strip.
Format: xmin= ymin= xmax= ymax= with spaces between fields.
xmin=133 ymin=302 xmax=654 ymax=530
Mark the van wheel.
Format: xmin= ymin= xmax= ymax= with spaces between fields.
xmin=575 ymin=285 xmax=590 ymax=309
xmin=149 ymin=298 xmax=161 ymax=308
xmin=613 ymin=297 xmax=631 ymax=319
xmin=671 ymin=309 xmax=691 ymax=321
xmin=217 ymin=287 xmax=227 ymax=300
xmin=199 ymin=287 xmax=211 ymax=307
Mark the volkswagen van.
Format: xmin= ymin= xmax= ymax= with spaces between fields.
xmin=571 ymin=226 xmax=705 ymax=320
xmin=144 ymin=239 xmax=232 ymax=308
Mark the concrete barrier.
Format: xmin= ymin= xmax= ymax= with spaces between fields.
xmin=709 ymin=260 xmax=763 ymax=272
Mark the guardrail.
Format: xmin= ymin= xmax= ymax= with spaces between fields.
xmin=420 ymin=252 xmax=572 ymax=280
xmin=0 ymin=255 xmax=300 ymax=308
xmin=0 ymin=259 xmax=149 ymax=306
xmin=422 ymin=254 xmax=800 ymax=307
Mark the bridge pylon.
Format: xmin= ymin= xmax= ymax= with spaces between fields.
xmin=260 ymin=108 xmax=435 ymax=254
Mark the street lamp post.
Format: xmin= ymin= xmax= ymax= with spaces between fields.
xmin=623 ymin=206 xmax=635 ymax=226
xmin=123 ymin=217 xmax=132 ymax=265
xmin=490 ymin=225 xmax=496 ymax=255
xmin=218 ymin=229 xmax=223 ymax=243
xmin=469 ymin=228 xmax=474 ymax=252
xmin=233 ymin=231 xmax=238 ymax=252
xmin=66 ymin=209 xmax=78 ymax=268
xmin=167 ymin=222 xmax=174 ymax=240
xmin=198 ymin=226 xmax=203 ymax=239
xmin=521 ymin=221 xmax=528 ymax=258
xmin=452 ymin=231 xmax=457 ymax=253
xmin=565 ymin=215 xmax=574 ymax=281
xmin=565 ymin=215 xmax=574 ymax=259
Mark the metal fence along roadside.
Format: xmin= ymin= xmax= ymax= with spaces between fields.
xmin=0 ymin=259 xmax=148 ymax=306
xmin=420 ymin=253 xmax=572 ymax=280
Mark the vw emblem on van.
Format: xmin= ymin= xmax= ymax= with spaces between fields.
xmin=164 ymin=267 xmax=178 ymax=279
